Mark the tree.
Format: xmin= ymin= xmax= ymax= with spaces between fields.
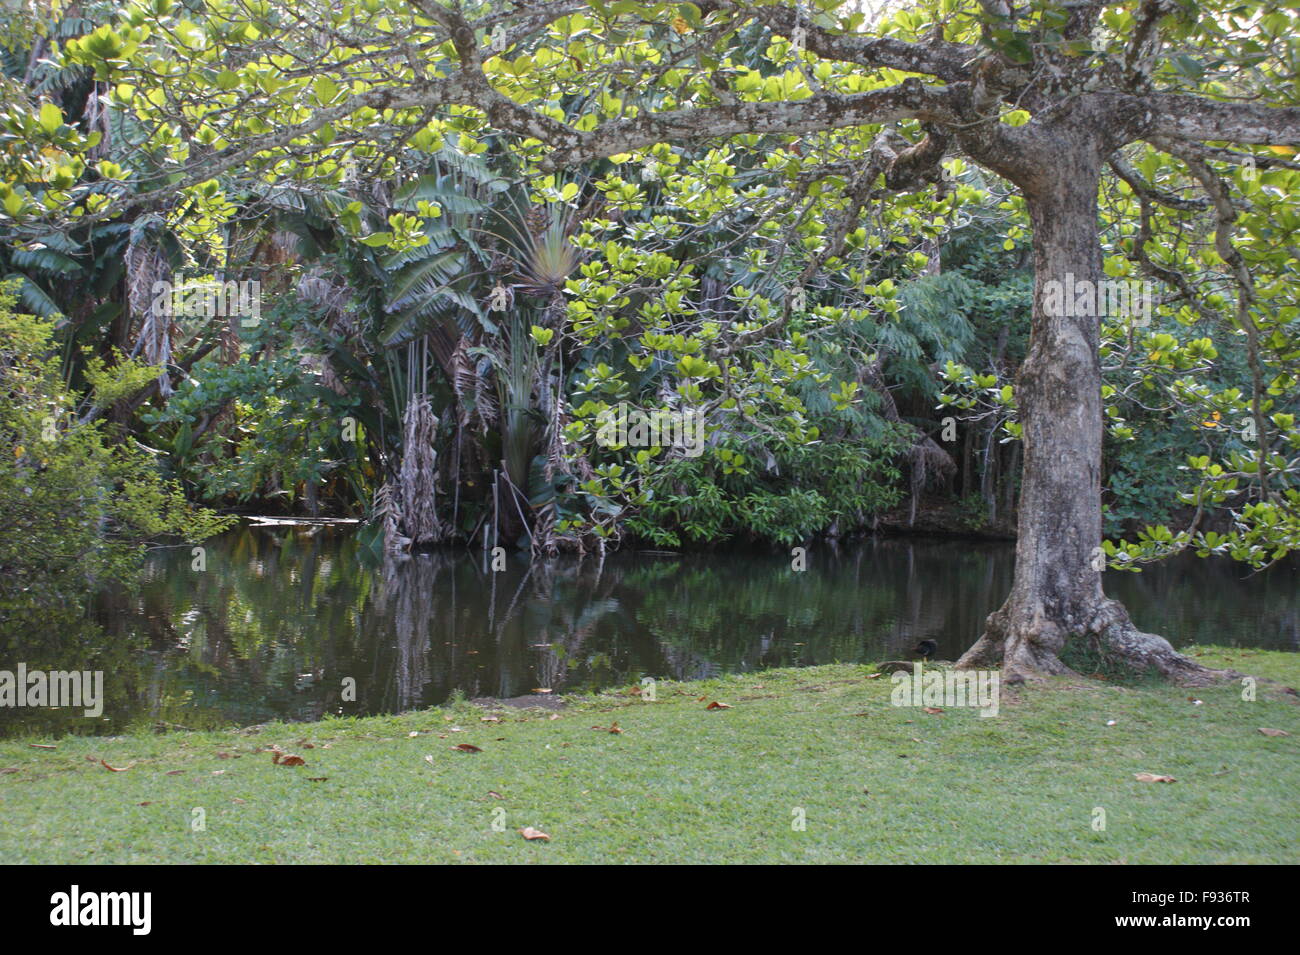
xmin=6 ymin=0 xmax=1299 ymax=682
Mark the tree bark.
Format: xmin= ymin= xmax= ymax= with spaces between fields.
xmin=954 ymin=145 xmax=1233 ymax=685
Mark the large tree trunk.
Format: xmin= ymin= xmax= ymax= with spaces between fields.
xmin=955 ymin=150 xmax=1230 ymax=685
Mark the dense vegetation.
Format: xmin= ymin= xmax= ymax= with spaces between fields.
xmin=1 ymin=1 xmax=1296 ymax=673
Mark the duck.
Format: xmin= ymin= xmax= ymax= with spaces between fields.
xmin=912 ymin=639 xmax=938 ymax=660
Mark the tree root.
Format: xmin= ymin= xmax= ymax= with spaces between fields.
xmin=956 ymin=598 xmax=1246 ymax=687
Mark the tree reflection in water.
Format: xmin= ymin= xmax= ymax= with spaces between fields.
xmin=2 ymin=526 xmax=1294 ymax=736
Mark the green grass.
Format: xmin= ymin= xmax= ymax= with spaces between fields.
xmin=1 ymin=646 xmax=1297 ymax=864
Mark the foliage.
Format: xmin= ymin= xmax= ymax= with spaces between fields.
xmin=0 ymin=283 xmax=231 ymax=624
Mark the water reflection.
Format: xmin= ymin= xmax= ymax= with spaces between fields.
xmin=2 ymin=526 xmax=1296 ymax=736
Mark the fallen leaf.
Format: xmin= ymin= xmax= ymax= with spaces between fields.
xmin=296 ymin=739 xmax=315 ymax=749
xmin=452 ymin=743 xmax=483 ymax=753
xmin=1134 ymin=772 xmax=1176 ymax=783
xmin=923 ymin=707 xmax=944 ymax=715
xmin=165 ymin=769 xmax=184 ymax=776
xmin=0 ymin=768 xmax=18 ymax=774
xmin=273 ymin=753 xmax=307 ymax=767
xmin=548 ymin=713 xmax=561 ymax=721
xmin=100 ymin=759 xmax=131 ymax=773
xmin=487 ymin=791 xmax=504 ymax=799
xmin=232 ymin=797 xmax=246 ymax=804
xmin=307 ymin=777 xmax=329 ymax=782
xmin=211 ymin=770 xmax=225 ymax=775
xmin=1258 ymin=727 xmax=1291 ymax=737
xmin=865 ymin=673 xmax=882 ymax=680
xmin=28 ymin=743 xmax=56 ymax=750
xmin=519 ymin=827 xmax=551 ymax=841
xmin=480 ymin=716 xmax=502 ymax=723
xmin=408 ymin=731 xmax=420 ymax=738
xmin=705 ymin=701 xmax=732 ymax=710
xmin=137 ymin=801 xmax=152 ymax=807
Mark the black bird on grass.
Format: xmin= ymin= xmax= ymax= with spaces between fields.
xmin=912 ymin=639 xmax=938 ymax=660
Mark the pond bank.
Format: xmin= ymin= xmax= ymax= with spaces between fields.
xmin=2 ymin=648 xmax=1296 ymax=864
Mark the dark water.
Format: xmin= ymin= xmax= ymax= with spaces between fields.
xmin=4 ymin=526 xmax=1298 ymax=735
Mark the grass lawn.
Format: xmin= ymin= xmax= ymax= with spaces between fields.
xmin=1 ymin=646 xmax=1296 ymax=864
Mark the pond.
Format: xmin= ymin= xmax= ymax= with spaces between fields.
xmin=4 ymin=525 xmax=1298 ymax=736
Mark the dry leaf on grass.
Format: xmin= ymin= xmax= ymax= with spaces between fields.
xmin=28 ymin=743 xmax=56 ymax=750
xmin=1258 ymin=727 xmax=1291 ymax=737
xmin=272 ymin=752 xmax=307 ymax=767
xmin=1134 ymin=772 xmax=1176 ymax=783
xmin=487 ymin=791 xmax=504 ymax=799
xmin=519 ymin=827 xmax=551 ymax=841
xmin=100 ymin=759 xmax=131 ymax=773
xmin=923 ymin=707 xmax=945 ymax=715
xmin=705 ymin=701 xmax=732 ymax=710
xmin=452 ymin=743 xmax=483 ymax=753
